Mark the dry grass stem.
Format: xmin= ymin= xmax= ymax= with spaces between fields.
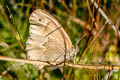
xmin=0 ymin=56 xmax=120 ymax=70
xmin=90 ymin=0 xmax=120 ymax=36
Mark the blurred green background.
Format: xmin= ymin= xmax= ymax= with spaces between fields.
xmin=0 ymin=0 xmax=120 ymax=80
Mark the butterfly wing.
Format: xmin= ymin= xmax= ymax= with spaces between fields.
xmin=26 ymin=9 xmax=73 ymax=62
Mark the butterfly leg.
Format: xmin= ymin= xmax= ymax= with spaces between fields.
xmin=46 ymin=61 xmax=55 ymax=66
xmin=73 ymin=52 xmax=77 ymax=66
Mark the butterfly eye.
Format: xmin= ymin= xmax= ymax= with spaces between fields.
xmin=39 ymin=19 xmax=41 ymax=21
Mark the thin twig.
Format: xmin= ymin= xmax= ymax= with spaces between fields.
xmin=0 ymin=56 xmax=120 ymax=70
xmin=73 ymin=0 xmax=77 ymax=16
xmin=91 ymin=21 xmax=107 ymax=44
xmin=87 ymin=0 xmax=92 ymax=17
xmin=61 ymin=0 xmax=73 ymax=15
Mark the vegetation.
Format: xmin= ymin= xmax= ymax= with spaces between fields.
xmin=0 ymin=0 xmax=120 ymax=80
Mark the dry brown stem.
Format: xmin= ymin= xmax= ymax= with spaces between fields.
xmin=0 ymin=56 xmax=120 ymax=70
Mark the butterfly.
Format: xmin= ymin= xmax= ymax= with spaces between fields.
xmin=25 ymin=9 xmax=79 ymax=69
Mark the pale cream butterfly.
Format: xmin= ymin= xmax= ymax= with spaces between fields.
xmin=25 ymin=9 xmax=79 ymax=69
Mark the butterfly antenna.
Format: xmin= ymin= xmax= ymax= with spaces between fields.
xmin=72 ymin=33 xmax=87 ymax=66
xmin=45 ymin=27 xmax=62 ymax=37
xmin=6 ymin=5 xmax=25 ymax=50
xmin=75 ymin=33 xmax=87 ymax=47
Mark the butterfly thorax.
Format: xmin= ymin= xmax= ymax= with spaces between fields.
xmin=66 ymin=45 xmax=79 ymax=60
